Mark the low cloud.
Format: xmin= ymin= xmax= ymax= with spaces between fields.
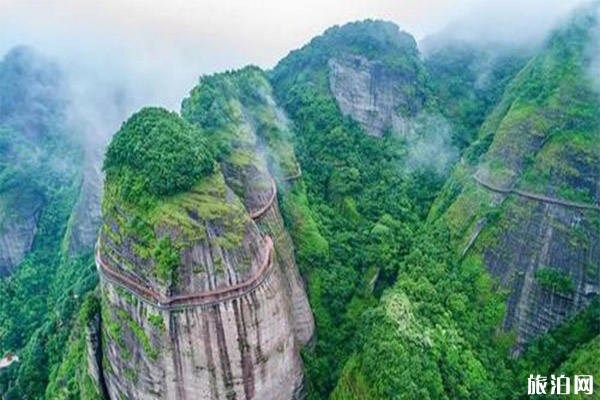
xmin=0 ymin=0 xmax=592 ymax=153
xmin=402 ymin=114 xmax=458 ymax=176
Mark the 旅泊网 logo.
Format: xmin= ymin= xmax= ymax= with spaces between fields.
xmin=528 ymin=374 xmax=594 ymax=395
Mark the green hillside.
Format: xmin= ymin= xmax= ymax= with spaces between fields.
xmin=330 ymin=6 xmax=600 ymax=399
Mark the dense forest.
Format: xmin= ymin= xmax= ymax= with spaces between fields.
xmin=0 ymin=2 xmax=598 ymax=399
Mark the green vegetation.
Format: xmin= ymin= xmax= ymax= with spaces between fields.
xmin=514 ymin=299 xmax=600 ymax=397
xmin=102 ymin=168 xmax=249 ymax=284
xmin=424 ymin=42 xmax=528 ymax=150
xmin=280 ymin=181 xmax=329 ymax=269
xmin=182 ymin=66 xmax=302 ymax=208
xmin=44 ymin=294 xmax=104 ymax=400
xmin=148 ymin=314 xmax=165 ymax=332
xmin=0 ymin=47 xmax=99 ymax=400
xmin=153 ymin=237 xmax=180 ymax=283
xmin=272 ymin=10 xmax=600 ymax=400
xmin=271 ymin=20 xmax=427 ymax=105
xmin=116 ymin=309 xmax=159 ymax=361
xmin=2 ymin=6 xmax=599 ymax=399
xmin=101 ymin=107 xmax=251 ymax=285
xmin=536 ymin=268 xmax=575 ymax=294
xmin=330 ymin=229 xmax=513 ymax=399
xmin=271 ymin=20 xmax=446 ymax=398
xmin=104 ymin=107 xmax=214 ymax=205
xmin=182 ymin=65 xmax=329 ymax=274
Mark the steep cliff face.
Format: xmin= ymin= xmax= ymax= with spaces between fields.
xmin=97 ymin=107 xmax=305 ymax=399
xmin=0 ymin=197 xmax=43 ymax=276
xmin=0 ymin=46 xmax=105 ymax=399
xmin=67 ymin=145 xmax=104 ymax=255
xmin=428 ymin=6 xmax=600 ymax=352
xmin=272 ymin=20 xmax=427 ymax=139
xmin=317 ymin=11 xmax=600 ymax=399
xmin=270 ymin=20 xmax=457 ymax=399
xmin=182 ymin=67 xmax=315 ymax=345
xmin=328 ymin=55 xmax=417 ymax=137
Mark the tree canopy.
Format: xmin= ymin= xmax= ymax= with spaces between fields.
xmin=103 ymin=107 xmax=214 ymax=204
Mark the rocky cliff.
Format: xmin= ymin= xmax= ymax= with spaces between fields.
xmin=0 ymin=45 xmax=106 ymax=274
xmin=328 ymin=55 xmax=418 ymax=137
xmin=67 ymin=145 xmax=104 ymax=255
xmin=0 ymin=198 xmax=43 ymax=276
xmin=427 ymin=6 xmax=600 ymax=353
xmin=272 ymin=20 xmax=427 ymax=139
xmin=182 ymin=67 xmax=315 ymax=346
xmin=97 ymin=107 xmax=305 ymax=399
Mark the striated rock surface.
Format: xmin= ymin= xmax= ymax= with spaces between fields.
xmin=428 ymin=8 xmax=600 ymax=353
xmin=482 ymin=200 xmax=598 ymax=352
xmin=271 ymin=20 xmax=427 ymax=139
xmin=0 ymin=195 xmax=43 ymax=276
xmin=182 ymin=67 xmax=315 ymax=346
xmin=328 ymin=55 xmax=416 ymax=137
xmin=98 ymin=107 xmax=305 ymax=399
xmin=68 ymin=145 xmax=104 ymax=255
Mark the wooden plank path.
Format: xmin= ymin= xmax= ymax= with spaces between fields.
xmin=249 ymin=178 xmax=277 ymax=220
xmin=96 ymin=236 xmax=275 ymax=311
xmin=473 ymin=174 xmax=600 ymax=212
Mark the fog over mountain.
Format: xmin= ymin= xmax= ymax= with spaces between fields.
xmin=0 ymin=0 xmax=590 ymax=124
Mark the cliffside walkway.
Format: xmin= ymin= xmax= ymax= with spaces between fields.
xmin=249 ymin=178 xmax=277 ymax=220
xmin=96 ymin=236 xmax=275 ymax=310
xmin=473 ymin=174 xmax=600 ymax=212
xmin=282 ymin=165 xmax=302 ymax=181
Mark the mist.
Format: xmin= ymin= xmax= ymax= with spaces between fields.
xmin=0 ymin=0 xmax=592 ymax=146
xmin=402 ymin=114 xmax=458 ymax=176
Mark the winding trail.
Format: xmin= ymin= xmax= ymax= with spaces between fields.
xmin=473 ymin=174 xmax=600 ymax=212
xmin=96 ymin=236 xmax=275 ymax=311
xmin=249 ymin=178 xmax=277 ymax=220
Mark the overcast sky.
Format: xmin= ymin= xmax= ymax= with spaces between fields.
xmin=0 ymin=0 xmax=590 ymax=121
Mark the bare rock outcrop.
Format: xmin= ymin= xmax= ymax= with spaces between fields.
xmin=0 ymin=194 xmax=43 ymax=276
xmin=477 ymin=198 xmax=599 ymax=354
xmin=328 ymin=55 xmax=422 ymax=137
xmin=67 ymin=146 xmax=104 ymax=255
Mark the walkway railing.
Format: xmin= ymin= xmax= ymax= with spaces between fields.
xmin=96 ymin=236 xmax=275 ymax=310
xmin=473 ymin=174 xmax=600 ymax=212
xmin=249 ymin=178 xmax=277 ymax=220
